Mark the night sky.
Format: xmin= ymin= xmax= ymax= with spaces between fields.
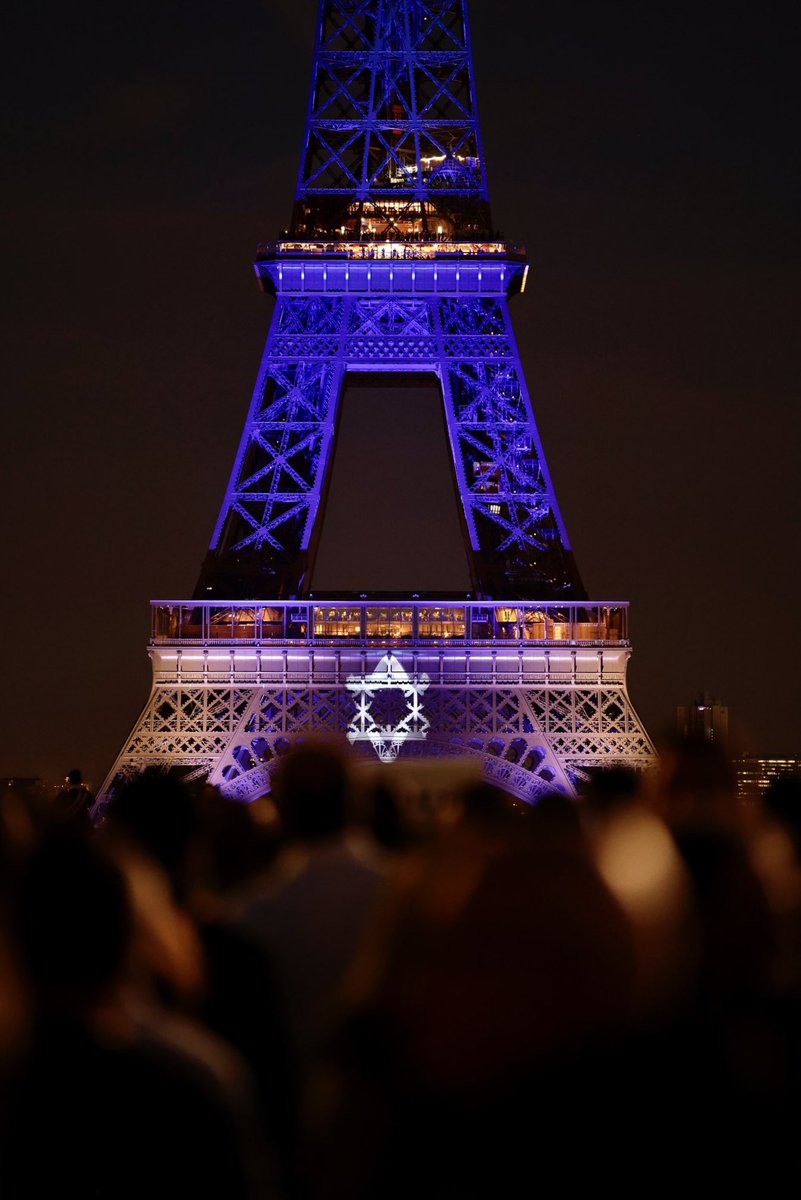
xmin=3 ymin=1 xmax=799 ymax=788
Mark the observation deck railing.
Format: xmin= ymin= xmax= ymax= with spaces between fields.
xmin=256 ymin=239 xmax=527 ymax=262
xmin=151 ymin=600 xmax=629 ymax=647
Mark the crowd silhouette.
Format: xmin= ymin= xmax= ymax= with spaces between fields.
xmin=1 ymin=739 xmax=800 ymax=1196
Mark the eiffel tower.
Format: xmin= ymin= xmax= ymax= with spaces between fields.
xmin=100 ymin=0 xmax=655 ymax=803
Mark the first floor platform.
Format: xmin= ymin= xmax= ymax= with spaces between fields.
xmin=100 ymin=599 xmax=656 ymax=805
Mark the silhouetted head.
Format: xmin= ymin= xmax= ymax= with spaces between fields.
xmin=191 ymin=783 xmax=281 ymax=892
xmin=657 ymin=735 xmax=737 ymax=831
xmin=460 ymin=781 xmax=518 ymax=835
xmin=272 ymin=741 xmax=350 ymax=841
xmin=104 ymin=769 xmax=197 ymax=897
xmin=665 ymin=735 xmax=734 ymax=794
xmin=16 ymin=832 xmax=131 ymax=1013
xmin=529 ymin=790 xmax=582 ymax=844
xmin=583 ymin=766 xmax=641 ymax=815
xmin=66 ymin=769 xmax=82 ymax=786
xmin=763 ymin=774 xmax=801 ymax=851
xmin=367 ymin=780 xmax=414 ymax=851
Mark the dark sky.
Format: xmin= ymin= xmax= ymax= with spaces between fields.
xmin=3 ymin=1 xmax=799 ymax=788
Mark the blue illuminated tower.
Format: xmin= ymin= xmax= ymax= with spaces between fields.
xmin=101 ymin=0 xmax=655 ymax=802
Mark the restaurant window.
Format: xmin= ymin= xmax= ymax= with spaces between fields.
xmin=261 ymin=608 xmax=284 ymax=639
xmin=494 ymin=607 xmax=520 ymax=639
xmin=522 ymin=609 xmax=547 ymax=640
xmin=231 ymin=608 xmax=257 ymax=639
xmin=314 ymin=607 xmax=362 ymax=638
xmin=418 ymin=607 xmax=465 ymax=639
xmin=179 ymin=606 xmax=205 ymax=639
xmin=365 ymin=608 xmax=413 ymax=639
xmin=287 ymin=608 xmax=308 ymax=639
xmin=209 ymin=607 xmax=234 ymax=639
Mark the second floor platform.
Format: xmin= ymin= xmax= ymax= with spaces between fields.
xmin=255 ymin=239 xmax=528 ymax=297
xmin=151 ymin=599 xmax=630 ymax=648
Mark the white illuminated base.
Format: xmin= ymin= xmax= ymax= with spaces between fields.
xmin=102 ymin=630 xmax=656 ymax=805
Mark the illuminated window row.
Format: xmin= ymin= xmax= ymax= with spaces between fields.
xmin=258 ymin=240 xmax=523 ymax=261
xmin=152 ymin=603 xmax=628 ymax=644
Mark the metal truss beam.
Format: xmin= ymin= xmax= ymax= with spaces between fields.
xmin=103 ymin=1 xmax=656 ymax=802
xmin=198 ymin=269 xmax=584 ymax=601
xmin=102 ymin=626 xmax=655 ymax=804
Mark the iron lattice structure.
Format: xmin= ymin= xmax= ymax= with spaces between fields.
xmin=292 ymin=0 xmax=492 ymax=241
xmin=101 ymin=0 xmax=655 ymax=803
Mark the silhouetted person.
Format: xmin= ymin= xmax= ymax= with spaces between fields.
xmin=2 ymin=831 xmax=274 ymax=1198
xmin=365 ymin=779 xmax=417 ymax=853
xmin=50 ymin=768 xmax=94 ymax=831
xmin=655 ymin=738 xmax=773 ymax=1004
xmin=103 ymin=768 xmax=198 ymax=900
xmin=237 ymin=742 xmax=385 ymax=1089
xmin=0 ymin=829 xmax=29 ymax=1130
xmin=314 ymin=782 xmax=634 ymax=1200
xmin=581 ymin=764 xmax=641 ymax=823
xmin=103 ymin=771 xmax=297 ymax=1195
xmin=658 ymin=734 xmax=739 ymax=832
xmin=617 ymin=736 xmax=797 ymax=1187
xmin=763 ymin=774 xmax=801 ymax=859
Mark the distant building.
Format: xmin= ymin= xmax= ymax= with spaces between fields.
xmin=677 ymin=692 xmax=729 ymax=748
xmin=735 ymin=756 xmax=801 ymax=802
xmin=1 ymin=777 xmax=41 ymax=793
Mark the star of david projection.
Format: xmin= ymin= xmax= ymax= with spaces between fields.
xmin=346 ymin=653 xmax=431 ymax=761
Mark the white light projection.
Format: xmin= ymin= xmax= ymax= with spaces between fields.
xmin=346 ymin=653 xmax=431 ymax=761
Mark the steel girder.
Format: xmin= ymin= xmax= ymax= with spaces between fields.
xmin=200 ymin=284 xmax=585 ymax=600
xmin=293 ymin=0 xmax=491 ymax=237
xmin=100 ymin=0 xmax=657 ymax=802
xmin=102 ymin=643 xmax=656 ymax=805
